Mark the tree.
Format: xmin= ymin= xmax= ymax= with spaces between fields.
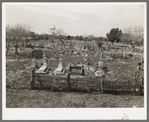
xmin=120 ymin=33 xmax=132 ymax=44
xmin=87 ymin=35 xmax=95 ymax=41
xmin=67 ymin=35 xmax=71 ymax=40
xmin=30 ymin=31 xmax=36 ymax=39
xmin=79 ymin=35 xmax=83 ymax=40
xmin=106 ymin=28 xmax=123 ymax=44
xmin=6 ymin=24 xmax=30 ymax=55
xmin=96 ymin=40 xmax=103 ymax=49
xmin=123 ymin=25 xmax=144 ymax=48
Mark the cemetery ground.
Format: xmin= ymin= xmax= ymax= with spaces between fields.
xmin=6 ymin=47 xmax=144 ymax=108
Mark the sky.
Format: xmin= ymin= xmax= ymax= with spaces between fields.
xmin=4 ymin=3 xmax=145 ymax=37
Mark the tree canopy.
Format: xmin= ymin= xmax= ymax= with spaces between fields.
xmin=106 ymin=28 xmax=122 ymax=44
xmin=123 ymin=25 xmax=144 ymax=48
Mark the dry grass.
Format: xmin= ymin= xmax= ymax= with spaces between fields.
xmin=6 ymin=48 xmax=144 ymax=108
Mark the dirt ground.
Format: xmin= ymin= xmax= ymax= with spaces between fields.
xmin=6 ymin=89 xmax=144 ymax=108
xmin=6 ymin=48 xmax=144 ymax=108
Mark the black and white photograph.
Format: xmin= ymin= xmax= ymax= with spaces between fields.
xmin=2 ymin=2 xmax=147 ymax=120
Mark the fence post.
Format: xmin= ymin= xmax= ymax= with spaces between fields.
xmin=141 ymin=77 xmax=144 ymax=95
xmin=82 ymin=65 xmax=85 ymax=76
xmin=67 ymin=72 xmax=71 ymax=92
xmin=31 ymin=68 xmax=35 ymax=89
xmin=101 ymin=76 xmax=105 ymax=93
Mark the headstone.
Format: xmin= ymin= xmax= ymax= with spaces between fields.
xmin=73 ymin=51 xmax=77 ymax=55
xmin=31 ymin=57 xmax=38 ymax=68
xmin=95 ymin=69 xmax=105 ymax=77
xmin=123 ymin=51 xmax=126 ymax=57
xmin=36 ymin=55 xmax=48 ymax=73
xmin=54 ymin=58 xmax=65 ymax=75
xmin=82 ymin=46 xmax=84 ymax=51
xmin=98 ymin=61 xmax=103 ymax=68
xmin=100 ymin=53 xmax=103 ymax=58
xmin=85 ymin=53 xmax=88 ymax=57
xmin=43 ymin=55 xmax=48 ymax=66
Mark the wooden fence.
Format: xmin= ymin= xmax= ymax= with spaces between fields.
xmin=31 ymin=69 xmax=144 ymax=95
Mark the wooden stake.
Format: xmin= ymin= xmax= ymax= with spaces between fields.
xmin=67 ymin=72 xmax=71 ymax=92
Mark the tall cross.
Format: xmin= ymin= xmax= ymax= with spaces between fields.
xmin=51 ymin=26 xmax=56 ymax=35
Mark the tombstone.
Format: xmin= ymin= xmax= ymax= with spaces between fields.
xmin=42 ymin=55 xmax=48 ymax=67
xmin=95 ymin=61 xmax=105 ymax=76
xmin=66 ymin=62 xmax=71 ymax=70
xmin=95 ymin=69 xmax=105 ymax=77
xmin=36 ymin=55 xmax=48 ymax=73
xmin=98 ymin=61 xmax=103 ymax=68
xmin=100 ymin=53 xmax=103 ymax=58
xmin=119 ymin=49 xmax=122 ymax=54
xmin=31 ymin=57 xmax=38 ymax=68
xmin=87 ymin=62 xmax=91 ymax=70
xmin=85 ymin=53 xmax=88 ymax=57
xmin=54 ymin=58 xmax=65 ymax=75
xmin=73 ymin=51 xmax=77 ymax=55
xmin=123 ymin=51 xmax=126 ymax=58
xmin=82 ymin=46 xmax=84 ymax=51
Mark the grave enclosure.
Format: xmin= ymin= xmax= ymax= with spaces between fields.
xmin=30 ymin=58 xmax=144 ymax=95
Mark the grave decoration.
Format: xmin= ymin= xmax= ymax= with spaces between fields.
xmin=54 ymin=58 xmax=65 ymax=75
xmin=36 ymin=54 xmax=49 ymax=74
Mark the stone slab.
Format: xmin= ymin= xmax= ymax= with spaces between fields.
xmin=36 ymin=67 xmax=49 ymax=74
